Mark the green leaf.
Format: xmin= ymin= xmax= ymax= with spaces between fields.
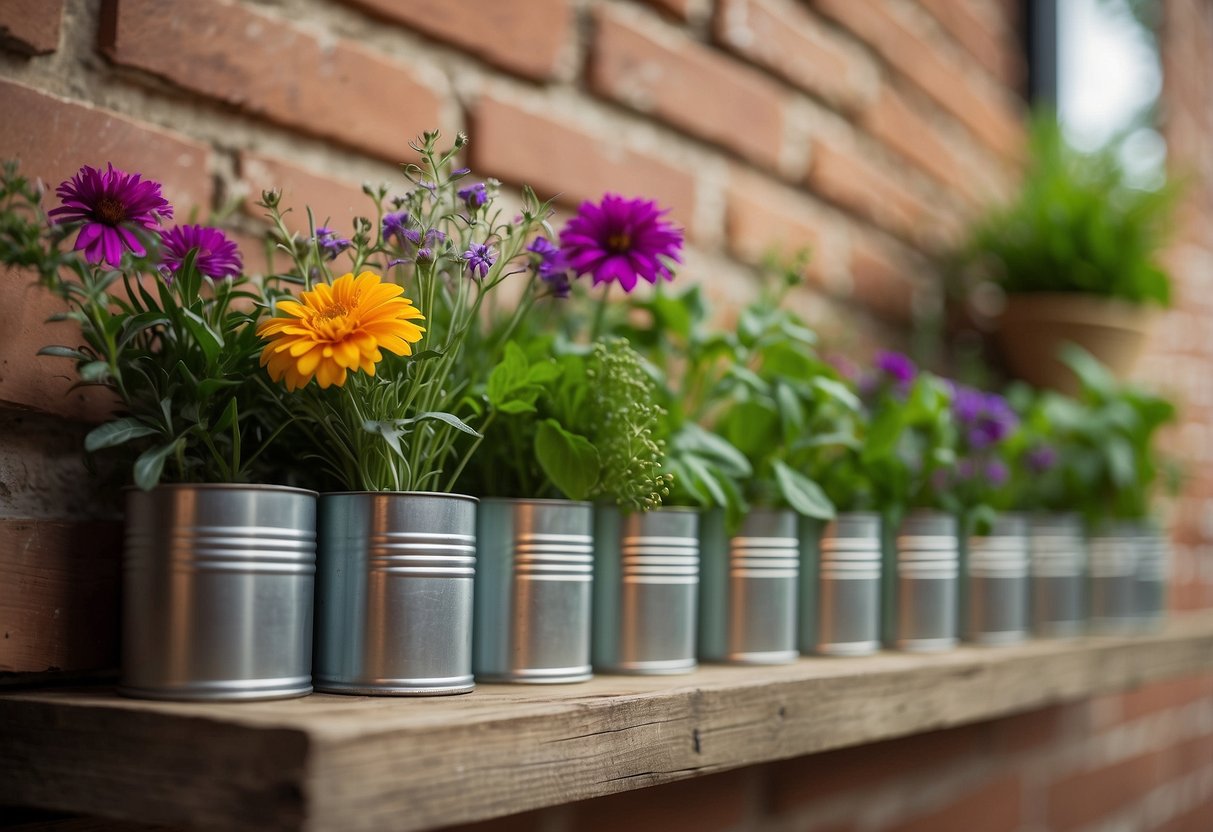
xmin=133 ymin=441 xmax=180 ymax=491
xmin=811 ymin=377 xmax=861 ymax=410
xmin=84 ymin=418 xmax=159 ymax=452
xmin=675 ymin=423 xmax=752 ymax=477
xmin=774 ymin=460 xmax=835 ymax=519
xmin=78 ymin=360 xmax=110 ymax=383
xmin=37 ymin=345 xmax=90 ymax=361
xmin=776 ymin=382 xmax=805 ymax=442
xmin=179 ymin=308 xmax=224 ymax=364
xmin=535 ymin=419 xmax=600 ymax=501
xmin=411 ymin=411 xmax=482 ymax=438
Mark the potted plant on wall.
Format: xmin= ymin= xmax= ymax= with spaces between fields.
xmin=955 ymin=117 xmax=1176 ymax=394
xmin=0 ymin=162 xmax=316 ymax=701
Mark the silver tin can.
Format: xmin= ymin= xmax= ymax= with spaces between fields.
xmin=813 ymin=512 xmax=882 ymax=657
xmin=314 ymin=491 xmax=476 ymax=695
xmin=1089 ymin=521 xmax=1139 ymax=634
xmin=120 ymin=484 xmax=317 ymax=701
xmin=593 ymin=506 xmax=699 ymax=674
xmin=475 ymin=499 xmax=594 ymax=684
xmin=894 ymin=510 xmax=958 ymax=652
xmin=1135 ymin=521 xmax=1169 ymax=630
xmin=966 ymin=513 xmax=1029 ymax=646
xmin=700 ymin=508 xmax=799 ymax=664
xmin=1029 ymin=513 xmax=1086 ymax=637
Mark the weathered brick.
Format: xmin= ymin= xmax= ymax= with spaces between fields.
xmin=883 ymin=775 xmax=1022 ymax=832
xmin=1116 ymin=673 xmax=1213 ymax=723
xmin=0 ymin=0 xmax=62 ymax=55
xmin=470 ymin=93 xmax=699 ymax=239
xmin=918 ymin=0 xmax=1026 ymax=90
xmin=714 ymin=0 xmax=878 ymax=112
xmin=568 ymin=769 xmax=752 ymax=832
xmin=0 ymin=81 xmax=211 ymax=420
xmin=0 ymin=518 xmax=122 ymax=675
xmin=590 ymin=5 xmax=788 ymax=173
xmin=340 ymin=0 xmax=571 ymax=81
xmin=100 ymin=0 xmax=447 ymax=165
xmin=238 ymin=152 xmax=374 ymax=238
xmin=1047 ymin=751 xmax=1166 ymax=831
xmin=813 ymin=0 xmax=1023 ymax=160
xmin=847 ymin=234 xmax=921 ymax=324
xmin=643 ymin=0 xmax=706 ymax=21
xmin=725 ymin=168 xmax=836 ymax=282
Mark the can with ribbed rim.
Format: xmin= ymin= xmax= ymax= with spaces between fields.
xmin=966 ymin=513 xmax=1029 ymax=646
xmin=121 ymin=483 xmax=317 ymax=701
xmin=1029 ymin=513 xmax=1086 ymax=638
xmin=1133 ymin=519 xmax=1169 ymax=630
xmin=593 ymin=506 xmax=699 ymax=674
xmin=314 ymin=491 xmax=477 ymax=695
xmin=891 ymin=510 xmax=958 ymax=652
xmin=804 ymin=512 xmax=881 ymax=656
xmin=1089 ymin=520 xmax=1139 ymax=634
xmin=475 ymin=498 xmax=594 ymax=683
xmin=700 ymin=508 xmax=799 ymax=664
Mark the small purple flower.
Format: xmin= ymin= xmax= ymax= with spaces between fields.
xmin=559 ymin=193 xmax=683 ymax=293
xmin=159 ymin=225 xmax=242 ymax=281
xmin=875 ymin=351 xmax=916 ymax=386
xmin=451 ymin=167 xmax=471 ymax=177
xmin=403 ymin=227 xmax=444 ymax=248
xmin=528 ymin=236 xmax=572 ymax=299
xmin=313 ymin=227 xmax=350 ymax=260
xmin=1026 ymin=444 xmax=1058 ymax=474
xmin=415 ymin=247 xmax=434 ymax=262
xmin=457 ymin=182 xmax=488 ymax=211
xmin=382 ymin=211 xmax=410 ymax=243
xmin=464 ymin=241 xmax=495 ymax=278
xmin=984 ymin=460 xmax=1009 ymax=486
xmin=49 ymin=163 xmax=173 ymax=268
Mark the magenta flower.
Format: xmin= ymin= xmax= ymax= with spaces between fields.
xmin=559 ymin=194 xmax=683 ymax=293
xmin=160 ymin=225 xmax=243 ymax=281
xmin=875 ymin=351 xmax=917 ymax=386
xmin=49 ymin=163 xmax=173 ymax=268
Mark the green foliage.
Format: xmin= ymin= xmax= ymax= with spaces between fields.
xmin=956 ymin=115 xmax=1175 ymax=306
xmin=0 ymin=162 xmax=283 ymax=490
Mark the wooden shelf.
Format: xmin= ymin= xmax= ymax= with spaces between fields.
xmin=4 ymin=613 xmax=1213 ymax=832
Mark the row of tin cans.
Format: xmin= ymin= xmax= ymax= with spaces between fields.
xmin=119 ymin=486 xmax=1170 ymax=700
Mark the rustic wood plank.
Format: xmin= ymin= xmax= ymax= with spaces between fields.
xmin=1 ymin=613 xmax=1212 ymax=832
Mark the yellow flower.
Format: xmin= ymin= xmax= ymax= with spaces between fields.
xmin=258 ymin=271 xmax=425 ymax=390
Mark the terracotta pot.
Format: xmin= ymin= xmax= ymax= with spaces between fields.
xmin=996 ymin=293 xmax=1155 ymax=395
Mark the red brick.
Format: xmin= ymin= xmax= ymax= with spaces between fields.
xmin=568 ymin=769 xmax=752 ymax=832
xmin=713 ymin=0 xmax=878 ymax=113
xmin=883 ymin=775 xmax=1022 ymax=832
xmin=726 ymin=168 xmax=834 ymax=282
xmin=0 ymin=0 xmax=62 ymax=55
xmin=100 ymin=0 xmax=446 ymax=165
xmin=470 ymin=93 xmax=699 ymax=238
xmin=848 ymin=236 xmax=920 ymax=324
xmin=1117 ymin=674 xmax=1213 ymax=723
xmin=0 ymin=81 xmax=211 ymax=419
xmin=813 ymin=0 xmax=1024 ymax=160
xmin=1047 ymin=752 xmax=1166 ymax=831
xmin=340 ymin=0 xmax=571 ymax=81
xmin=1155 ymin=798 xmax=1213 ymax=832
xmin=989 ymin=705 xmax=1071 ymax=756
xmin=807 ymin=139 xmax=959 ymax=247
xmin=0 ymin=519 xmax=122 ymax=675
xmin=769 ymin=724 xmax=990 ymax=813
xmin=238 ymin=152 xmax=374 ymax=238
xmin=918 ymin=0 xmax=1026 ymax=90
xmin=643 ymin=0 xmax=703 ymax=22
xmin=590 ymin=5 xmax=788 ymax=172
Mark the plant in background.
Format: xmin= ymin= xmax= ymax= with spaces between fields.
xmin=257 ymin=130 xmax=557 ymax=492
xmin=943 ymin=382 xmax=1021 ymax=531
xmin=0 ymin=161 xmax=279 ymax=490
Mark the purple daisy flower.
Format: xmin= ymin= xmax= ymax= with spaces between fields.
xmin=313 ymin=227 xmax=350 ymax=260
xmin=559 ymin=194 xmax=683 ymax=293
xmin=528 ymin=236 xmax=572 ymax=299
xmin=159 ymin=225 xmax=242 ymax=281
xmin=48 ymin=163 xmax=173 ymax=268
xmin=464 ymin=241 xmax=495 ymax=278
xmin=457 ymin=182 xmax=488 ymax=211
xmin=875 ymin=351 xmax=916 ymax=386
xmin=382 ymin=211 xmax=410 ymax=243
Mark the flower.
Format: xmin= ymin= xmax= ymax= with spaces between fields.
xmin=48 ymin=163 xmax=173 ymax=268
xmin=313 ymin=227 xmax=350 ymax=260
xmin=257 ymin=271 xmax=425 ymax=390
xmin=159 ymin=225 xmax=242 ymax=281
xmin=528 ymin=236 xmax=571 ymax=299
xmin=952 ymin=386 xmax=1017 ymax=450
xmin=984 ymin=459 xmax=1009 ymax=486
xmin=1026 ymin=444 xmax=1058 ymax=474
xmin=875 ymin=351 xmax=916 ymax=386
xmin=464 ymin=241 xmax=495 ymax=278
xmin=559 ymin=194 xmax=683 ymax=292
xmin=457 ymin=182 xmax=488 ymax=211
xmin=382 ymin=211 xmax=410 ymax=243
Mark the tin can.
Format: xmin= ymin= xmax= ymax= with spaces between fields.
xmin=314 ymin=491 xmax=477 ymax=695
xmin=966 ymin=513 xmax=1029 ymax=645
xmin=1134 ymin=520 xmax=1169 ymax=630
xmin=475 ymin=499 xmax=594 ymax=683
xmin=120 ymin=484 xmax=317 ymax=701
xmin=893 ymin=510 xmax=958 ymax=652
xmin=700 ymin=508 xmax=799 ymax=664
xmin=593 ymin=506 xmax=699 ymax=674
xmin=1089 ymin=521 xmax=1139 ymax=634
xmin=1029 ymin=513 xmax=1086 ymax=637
xmin=812 ymin=512 xmax=882 ymax=656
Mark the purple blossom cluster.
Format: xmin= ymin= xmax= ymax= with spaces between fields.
xmin=949 ymin=383 xmax=1019 ymax=490
xmin=313 ymin=227 xmax=351 ymax=261
xmin=527 ymin=236 xmax=572 ymax=299
xmin=860 ymin=350 xmax=917 ymax=399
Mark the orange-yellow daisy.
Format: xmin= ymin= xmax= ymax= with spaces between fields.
xmin=258 ymin=271 xmax=425 ymax=390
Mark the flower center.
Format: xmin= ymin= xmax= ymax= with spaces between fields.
xmin=96 ymin=196 xmax=126 ymax=225
xmin=607 ymin=233 xmax=631 ymax=253
xmin=311 ymin=303 xmax=358 ymax=341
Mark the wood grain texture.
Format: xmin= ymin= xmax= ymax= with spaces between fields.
xmin=2 ymin=613 xmax=1213 ymax=832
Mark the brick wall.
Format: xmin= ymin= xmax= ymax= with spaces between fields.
xmin=1 ymin=0 xmax=1211 ymax=829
